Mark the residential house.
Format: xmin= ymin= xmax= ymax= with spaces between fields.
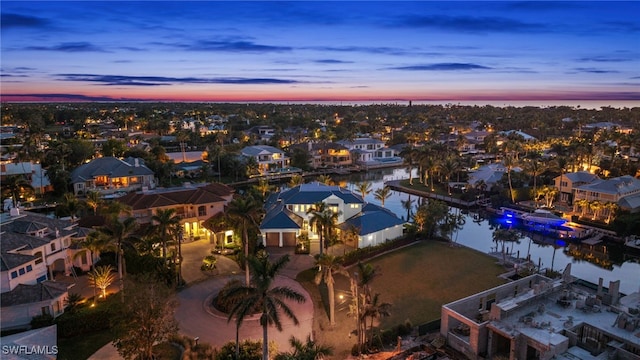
xmin=246 ymin=125 xmax=276 ymax=143
xmin=554 ymin=171 xmax=600 ymax=204
xmin=0 ymin=161 xmax=52 ymax=196
xmin=290 ymin=141 xmax=352 ymax=169
xmin=501 ymin=130 xmax=537 ymax=142
xmin=440 ymin=265 xmax=639 ymax=360
xmin=70 ymin=156 xmax=155 ymax=196
xmin=260 ymin=182 xmax=405 ymax=251
xmin=241 ymin=145 xmax=290 ymax=175
xmin=336 ymin=138 xmax=401 ymax=166
xmin=0 ymin=210 xmax=90 ymax=329
xmin=117 ymin=182 xmax=234 ymax=245
xmin=572 ymin=175 xmax=640 ymax=219
xmin=467 ymin=162 xmax=522 ymax=189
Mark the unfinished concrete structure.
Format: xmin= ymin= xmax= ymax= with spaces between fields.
xmin=441 ymin=266 xmax=640 ymax=359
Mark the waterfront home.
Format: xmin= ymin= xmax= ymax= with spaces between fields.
xmin=241 ymin=145 xmax=290 ymax=175
xmin=554 ymin=171 xmax=600 ymax=204
xmin=117 ymin=182 xmax=234 ymax=244
xmin=70 ymin=156 xmax=155 ymax=196
xmin=290 ymin=141 xmax=352 ymax=169
xmin=0 ymin=161 xmax=53 ymax=196
xmin=260 ymin=182 xmax=405 ymax=251
xmin=572 ymin=175 xmax=640 ymax=219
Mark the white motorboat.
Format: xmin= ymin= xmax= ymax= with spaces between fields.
xmin=521 ymin=209 xmax=567 ymax=226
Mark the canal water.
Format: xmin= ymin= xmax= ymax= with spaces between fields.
xmin=332 ymin=167 xmax=640 ymax=295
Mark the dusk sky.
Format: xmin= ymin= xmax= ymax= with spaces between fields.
xmin=1 ymin=1 xmax=639 ymax=103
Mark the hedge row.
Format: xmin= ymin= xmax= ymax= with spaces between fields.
xmin=342 ymin=234 xmax=418 ymax=266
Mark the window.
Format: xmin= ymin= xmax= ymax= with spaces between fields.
xmin=51 ymin=243 xmax=56 ymax=252
xmin=19 ymin=268 xmax=25 ymax=275
xmin=41 ymin=306 xmax=51 ymax=316
xmin=82 ymin=253 xmax=88 ymax=265
xmin=26 ymin=265 xmax=33 ymax=272
xmin=198 ymin=205 xmax=206 ymax=217
xmin=11 ymin=271 xmax=18 ymax=279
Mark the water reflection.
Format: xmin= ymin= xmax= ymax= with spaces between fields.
xmin=329 ymin=166 xmax=640 ymax=295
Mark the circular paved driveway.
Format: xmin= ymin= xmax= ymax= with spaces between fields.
xmin=175 ymin=274 xmax=314 ymax=353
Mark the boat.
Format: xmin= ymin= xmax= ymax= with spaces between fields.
xmin=624 ymin=235 xmax=640 ymax=254
xmin=521 ymin=209 xmax=568 ymax=226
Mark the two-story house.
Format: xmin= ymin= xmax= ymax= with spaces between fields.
xmin=336 ymin=138 xmax=385 ymax=164
xmin=117 ymin=182 xmax=234 ymax=245
xmin=0 ymin=210 xmax=90 ymax=330
xmin=290 ymin=141 xmax=352 ymax=169
xmin=71 ymin=156 xmax=156 ymax=196
xmin=260 ymin=182 xmax=405 ymax=251
xmin=572 ymin=175 xmax=640 ymax=220
xmin=554 ymin=171 xmax=600 ymax=204
xmin=241 ymin=145 xmax=290 ymax=175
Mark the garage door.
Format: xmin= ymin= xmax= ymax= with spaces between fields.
xmin=266 ymin=233 xmax=280 ymax=247
xmin=282 ymin=232 xmax=296 ymax=247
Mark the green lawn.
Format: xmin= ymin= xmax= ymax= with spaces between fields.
xmin=57 ymin=329 xmax=113 ymax=360
xmin=302 ymin=240 xmax=507 ymax=358
xmin=365 ymin=241 xmax=506 ymax=327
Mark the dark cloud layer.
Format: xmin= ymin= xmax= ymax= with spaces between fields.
xmin=25 ymin=42 xmax=106 ymax=52
xmin=1 ymin=13 xmax=50 ymax=30
xmin=391 ymin=15 xmax=545 ymax=33
xmin=57 ymin=74 xmax=301 ymax=86
xmin=181 ymin=40 xmax=292 ymax=53
xmin=390 ymin=63 xmax=492 ymax=71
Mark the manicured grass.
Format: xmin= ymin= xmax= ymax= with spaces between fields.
xmin=366 ymin=240 xmax=506 ymax=327
xmin=57 ymin=329 xmax=113 ymax=360
xmin=299 ymin=240 xmax=507 ymax=358
xmin=399 ymin=179 xmax=456 ymax=198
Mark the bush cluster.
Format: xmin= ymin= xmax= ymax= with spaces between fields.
xmin=55 ymin=298 xmax=119 ymax=338
xmin=342 ymin=235 xmax=417 ymax=266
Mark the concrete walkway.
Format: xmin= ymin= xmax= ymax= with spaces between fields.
xmin=89 ymin=241 xmax=316 ymax=358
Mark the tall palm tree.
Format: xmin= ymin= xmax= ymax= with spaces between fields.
xmin=288 ymin=174 xmax=304 ymax=187
xmin=254 ymin=178 xmax=272 ymax=200
xmin=73 ymin=230 xmax=110 ymax=272
xmin=492 ymin=228 xmax=521 ymax=264
xmin=355 ymin=181 xmax=372 ymax=200
xmin=363 ymin=293 xmax=391 ymax=348
xmin=502 ymin=154 xmax=517 ymax=203
xmin=373 ymin=186 xmax=392 ymax=208
xmin=524 ymin=157 xmax=545 ymax=207
xmin=95 ymin=216 xmax=139 ymax=302
xmin=307 ymin=202 xmax=328 ymax=256
xmin=400 ymin=147 xmax=416 ymax=185
xmin=314 ymin=254 xmax=347 ymax=326
xmin=226 ymin=196 xmax=262 ymax=285
xmin=1 ymin=175 xmax=34 ymax=208
xmin=226 ymin=254 xmax=306 ymax=360
xmin=151 ymin=208 xmax=180 ymax=262
xmin=400 ymin=196 xmax=415 ymax=222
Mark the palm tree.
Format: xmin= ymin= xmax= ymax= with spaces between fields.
xmin=274 ymin=335 xmax=333 ymax=360
xmin=1 ymin=175 xmax=34 ymax=208
xmin=492 ymin=228 xmax=521 ymax=264
xmin=61 ymin=192 xmax=81 ymax=222
xmin=574 ymin=198 xmax=590 ymax=218
xmin=87 ymin=265 xmax=117 ymax=299
xmin=317 ymin=174 xmax=333 ymax=185
xmin=288 ymin=174 xmax=304 ymax=187
xmin=400 ymin=147 xmax=416 ymax=185
xmin=604 ymin=202 xmax=618 ymax=224
xmin=226 ymin=254 xmax=306 ymax=360
xmin=254 ymin=178 xmax=272 ymax=200
xmin=524 ymin=157 xmax=546 ymax=207
xmin=502 ymin=154 xmax=517 ymax=203
xmin=355 ymin=181 xmax=372 ymax=200
xmin=400 ymin=196 xmax=415 ymax=222
xmin=226 ymin=196 xmax=262 ymax=285
xmin=373 ymin=186 xmax=392 ymax=207
xmin=307 ymin=202 xmax=328 ymax=256
xmin=95 ymin=216 xmax=138 ymax=302
xmin=84 ymin=190 xmax=102 ymax=215
xmin=363 ymin=293 xmax=391 ymax=348
xmin=73 ymin=230 xmax=110 ymax=272
xmin=151 ymin=208 xmax=180 ymax=262
xmin=314 ymin=254 xmax=347 ymax=326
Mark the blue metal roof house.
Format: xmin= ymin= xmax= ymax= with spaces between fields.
xmin=260 ymin=182 xmax=405 ymax=251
